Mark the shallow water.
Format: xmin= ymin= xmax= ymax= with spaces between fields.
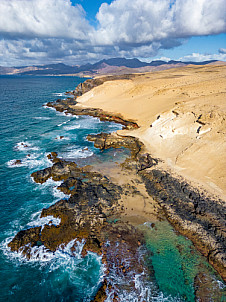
xmin=0 ymin=75 xmax=225 ymax=301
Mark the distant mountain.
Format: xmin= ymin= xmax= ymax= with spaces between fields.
xmin=0 ymin=58 xmax=219 ymax=76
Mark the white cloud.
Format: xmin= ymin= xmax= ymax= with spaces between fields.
xmin=180 ymin=52 xmax=226 ymax=62
xmin=94 ymin=0 xmax=226 ymax=46
xmin=0 ymin=0 xmax=92 ymax=39
xmin=219 ymin=48 xmax=226 ymax=54
xmin=0 ymin=0 xmax=225 ymax=66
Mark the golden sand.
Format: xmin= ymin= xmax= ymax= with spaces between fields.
xmin=74 ymin=64 xmax=226 ymax=199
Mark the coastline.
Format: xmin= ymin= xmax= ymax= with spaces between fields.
xmin=75 ymin=64 xmax=226 ymax=198
xmin=7 ymin=66 xmax=226 ymax=300
xmin=51 ymin=64 xmax=226 ymax=280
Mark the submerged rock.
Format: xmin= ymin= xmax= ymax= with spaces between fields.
xmin=13 ymin=159 xmax=22 ymax=165
xmin=140 ymin=169 xmax=226 ymax=281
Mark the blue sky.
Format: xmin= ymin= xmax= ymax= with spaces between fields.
xmin=73 ymin=0 xmax=113 ymax=24
xmin=152 ymin=34 xmax=226 ymax=61
xmin=0 ymin=0 xmax=225 ymax=66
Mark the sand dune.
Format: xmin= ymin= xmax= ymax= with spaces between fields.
xmin=75 ymin=64 xmax=226 ymax=198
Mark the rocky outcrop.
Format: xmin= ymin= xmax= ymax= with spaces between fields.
xmin=87 ymin=132 xmax=142 ymax=158
xmin=46 ymin=99 xmax=139 ymax=130
xmin=194 ymin=272 xmax=225 ymax=301
xmin=8 ymin=227 xmax=42 ymax=255
xmin=72 ymin=75 xmax=137 ymax=98
xmin=10 ymin=163 xmax=147 ymax=300
xmin=140 ymin=169 xmax=226 ymax=281
xmin=87 ymin=132 xmax=158 ymax=171
xmin=9 ymin=149 xmax=152 ymax=300
xmin=92 ymin=280 xmax=108 ymax=302
xmin=45 ymin=76 xmax=139 ymax=130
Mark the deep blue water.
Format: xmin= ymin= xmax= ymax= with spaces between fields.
xmin=0 ymin=76 xmax=225 ymax=302
xmin=0 ymin=76 xmax=124 ymax=302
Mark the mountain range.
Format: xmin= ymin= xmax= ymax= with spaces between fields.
xmin=0 ymin=58 xmax=219 ymax=76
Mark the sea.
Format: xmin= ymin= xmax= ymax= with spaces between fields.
xmin=0 ymin=75 xmax=225 ymax=302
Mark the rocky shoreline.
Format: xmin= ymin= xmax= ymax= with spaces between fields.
xmin=87 ymin=131 xmax=226 ymax=282
xmin=9 ymin=151 xmax=154 ymax=300
xmin=8 ymin=77 xmax=225 ymax=300
xmin=52 ymin=77 xmax=226 ymax=282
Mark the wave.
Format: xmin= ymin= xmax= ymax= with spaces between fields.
xmin=55 ymin=110 xmax=73 ymax=117
xmin=52 ymin=92 xmax=65 ymax=97
xmin=14 ymin=141 xmax=39 ymax=152
xmin=63 ymin=124 xmax=80 ymax=130
xmin=105 ymin=270 xmax=183 ymax=302
xmin=52 ymin=185 xmax=70 ymax=200
xmin=33 ymin=117 xmax=51 ymax=120
xmin=7 ymin=153 xmax=52 ymax=170
xmin=33 ymin=178 xmax=70 ymax=201
xmin=1 ymin=237 xmax=85 ymax=264
xmin=43 ymin=105 xmax=56 ymax=111
xmin=27 ymin=215 xmax=61 ymax=231
xmin=57 ymin=120 xmax=70 ymax=127
xmin=63 ymin=112 xmax=74 ymax=117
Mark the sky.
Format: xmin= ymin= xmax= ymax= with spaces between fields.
xmin=0 ymin=0 xmax=225 ymax=67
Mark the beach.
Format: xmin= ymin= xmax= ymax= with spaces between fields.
xmin=75 ymin=64 xmax=226 ymax=198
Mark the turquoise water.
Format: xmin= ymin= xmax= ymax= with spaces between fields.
xmin=140 ymin=222 xmax=226 ymax=301
xmin=0 ymin=76 xmax=225 ymax=301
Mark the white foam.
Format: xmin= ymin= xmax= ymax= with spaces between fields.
xmin=57 ymin=120 xmax=69 ymax=127
xmin=106 ymin=274 xmax=182 ymax=302
xmin=27 ymin=215 xmax=61 ymax=231
xmin=43 ymin=105 xmax=56 ymax=111
xmin=34 ymin=177 xmax=70 ymax=200
xmin=14 ymin=141 xmax=39 ymax=152
xmin=33 ymin=117 xmax=51 ymax=120
xmin=63 ymin=124 xmax=80 ymax=130
xmin=55 ymin=136 xmax=70 ymax=140
xmin=62 ymin=148 xmax=93 ymax=160
xmin=7 ymin=153 xmax=52 ymax=170
xmin=52 ymin=92 xmax=74 ymax=98
xmin=7 ymin=159 xmax=23 ymax=168
xmin=1 ymin=238 xmax=55 ymax=263
xmin=1 ymin=237 xmax=87 ymax=266
xmin=52 ymin=186 xmax=70 ymax=200
xmin=64 ymin=112 xmax=74 ymax=117
xmin=53 ymin=92 xmax=65 ymax=97
xmin=78 ymin=116 xmax=102 ymax=129
xmin=56 ymin=110 xmax=70 ymax=117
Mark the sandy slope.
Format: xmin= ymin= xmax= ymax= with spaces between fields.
xmin=75 ymin=64 xmax=226 ymax=198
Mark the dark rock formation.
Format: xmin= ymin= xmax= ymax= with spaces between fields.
xmin=46 ymin=99 xmax=139 ymax=130
xmin=194 ymin=271 xmax=225 ymax=301
xmin=86 ymin=132 xmax=226 ymax=282
xmin=92 ymin=280 xmax=108 ymax=302
xmin=71 ymin=75 xmax=137 ymax=98
xmin=87 ymin=132 xmax=158 ymax=172
xmin=87 ymin=132 xmax=142 ymax=158
xmin=140 ymin=169 xmax=226 ymax=281
xmin=9 ymin=150 xmax=150 ymax=299
xmin=45 ymin=76 xmax=139 ymax=130
xmin=13 ymin=154 xmax=124 ymax=253
xmin=8 ymin=227 xmax=42 ymax=257
xmin=13 ymin=159 xmax=22 ymax=165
